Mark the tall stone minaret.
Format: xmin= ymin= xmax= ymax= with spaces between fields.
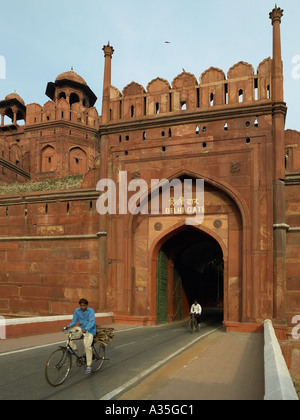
xmin=102 ymin=42 xmax=114 ymax=125
xmin=98 ymin=42 xmax=114 ymax=311
xmin=270 ymin=5 xmax=284 ymax=103
xmin=269 ymin=5 xmax=287 ymax=323
xmin=270 ymin=5 xmax=286 ymax=179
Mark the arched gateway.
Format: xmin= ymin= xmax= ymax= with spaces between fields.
xmin=129 ymin=178 xmax=245 ymax=328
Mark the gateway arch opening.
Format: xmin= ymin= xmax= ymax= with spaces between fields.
xmin=156 ymin=226 xmax=224 ymax=325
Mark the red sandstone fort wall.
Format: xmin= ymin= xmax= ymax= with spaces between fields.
xmin=0 ymin=190 xmax=100 ymax=317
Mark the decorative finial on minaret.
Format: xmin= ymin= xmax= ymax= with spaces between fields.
xmin=102 ymin=43 xmax=114 ymax=57
xmin=269 ymin=4 xmax=284 ymax=24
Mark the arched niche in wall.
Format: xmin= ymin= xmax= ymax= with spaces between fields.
xmin=41 ymin=145 xmax=56 ymax=172
xmin=69 ymin=146 xmax=87 ymax=174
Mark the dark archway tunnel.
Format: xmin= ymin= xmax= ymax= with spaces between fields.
xmin=157 ymin=226 xmax=224 ymax=325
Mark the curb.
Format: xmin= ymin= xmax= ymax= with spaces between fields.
xmin=264 ymin=319 xmax=299 ymax=400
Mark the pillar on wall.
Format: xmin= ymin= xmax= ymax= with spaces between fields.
xmin=98 ymin=43 xmax=114 ymax=311
xmin=269 ymin=5 xmax=288 ymax=323
xmin=102 ymin=43 xmax=114 ymax=125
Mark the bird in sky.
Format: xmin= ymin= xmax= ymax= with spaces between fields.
xmin=164 ymin=41 xmax=171 ymax=44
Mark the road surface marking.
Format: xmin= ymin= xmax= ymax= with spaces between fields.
xmin=115 ymin=341 xmax=136 ymax=349
xmin=100 ymin=328 xmax=219 ymax=400
xmin=0 ymin=326 xmax=143 ymax=357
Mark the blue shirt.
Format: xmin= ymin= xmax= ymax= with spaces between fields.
xmin=68 ymin=307 xmax=97 ymax=336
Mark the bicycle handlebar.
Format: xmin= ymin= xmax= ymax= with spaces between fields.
xmin=62 ymin=327 xmax=83 ymax=340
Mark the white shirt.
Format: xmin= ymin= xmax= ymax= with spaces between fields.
xmin=190 ymin=303 xmax=202 ymax=315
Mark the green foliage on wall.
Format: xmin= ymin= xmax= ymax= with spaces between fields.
xmin=0 ymin=175 xmax=83 ymax=195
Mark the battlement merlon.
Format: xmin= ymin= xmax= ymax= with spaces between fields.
xmin=104 ymin=58 xmax=275 ymax=124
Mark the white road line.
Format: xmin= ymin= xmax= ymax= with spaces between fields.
xmin=0 ymin=341 xmax=65 ymax=357
xmin=0 ymin=326 xmax=143 ymax=357
xmin=115 ymin=341 xmax=136 ymax=350
xmin=100 ymin=328 xmax=219 ymax=400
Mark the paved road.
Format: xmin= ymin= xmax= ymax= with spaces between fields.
xmin=0 ymin=317 xmax=221 ymax=400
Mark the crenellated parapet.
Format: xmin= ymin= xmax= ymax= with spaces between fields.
xmin=285 ymin=129 xmax=300 ymax=172
xmin=26 ymin=99 xmax=99 ymax=128
xmin=107 ymin=58 xmax=272 ymax=122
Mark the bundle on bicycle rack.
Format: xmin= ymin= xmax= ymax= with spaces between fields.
xmin=94 ymin=326 xmax=115 ymax=346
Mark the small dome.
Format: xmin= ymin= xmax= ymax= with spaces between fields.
xmin=5 ymin=92 xmax=25 ymax=105
xmin=55 ymin=70 xmax=87 ymax=86
xmin=46 ymin=69 xmax=97 ymax=106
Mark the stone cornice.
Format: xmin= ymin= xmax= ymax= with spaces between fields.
xmin=98 ymin=102 xmax=274 ymax=136
xmin=288 ymin=227 xmax=300 ymax=232
xmin=0 ymin=234 xmax=99 ymax=241
xmin=0 ymin=157 xmax=30 ymax=180
xmin=285 ymin=172 xmax=300 ymax=185
xmin=0 ymin=188 xmax=99 ymax=205
xmin=272 ymin=102 xmax=288 ymax=116
xmin=25 ymin=119 xmax=98 ymax=134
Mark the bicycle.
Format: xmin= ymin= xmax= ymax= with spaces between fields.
xmin=188 ymin=313 xmax=200 ymax=334
xmin=45 ymin=328 xmax=106 ymax=387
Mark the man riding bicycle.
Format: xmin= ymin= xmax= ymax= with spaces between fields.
xmin=190 ymin=299 xmax=202 ymax=329
xmin=65 ymin=298 xmax=96 ymax=375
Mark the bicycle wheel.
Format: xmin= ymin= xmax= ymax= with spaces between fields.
xmin=92 ymin=342 xmax=105 ymax=372
xmin=45 ymin=348 xmax=72 ymax=387
xmin=188 ymin=318 xmax=195 ymax=334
